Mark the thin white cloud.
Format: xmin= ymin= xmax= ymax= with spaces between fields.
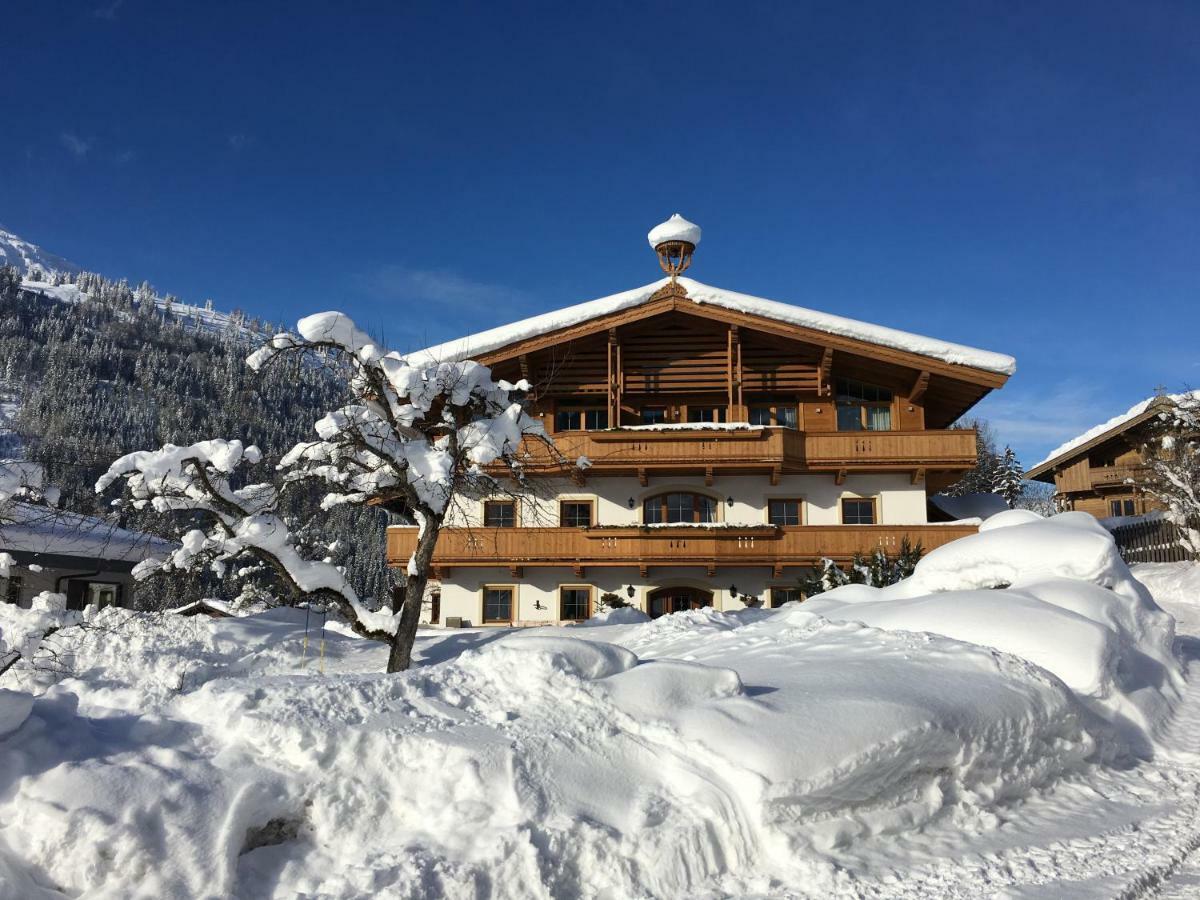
xmin=114 ymin=149 xmax=136 ymax=165
xmin=227 ymin=134 xmax=254 ymax=152
xmin=93 ymin=0 xmax=123 ymax=19
xmin=60 ymin=133 xmax=93 ymax=159
xmin=361 ymin=264 xmax=529 ymax=314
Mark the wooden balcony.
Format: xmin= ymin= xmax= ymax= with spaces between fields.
xmin=1089 ymin=465 xmax=1150 ymax=489
xmin=512 ymin=428 xmax=977 ymax=481
xmin=387 ymin=523 xmax=978 ymax=574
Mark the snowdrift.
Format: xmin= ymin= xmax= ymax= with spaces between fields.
xmin=0 ymin=513 xmax=1184 ymax=898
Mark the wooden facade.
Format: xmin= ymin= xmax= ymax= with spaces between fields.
xmin=392 ymin=277 xmax=1012 ymax=624
xmin=1026 ymin=400 xmax=1166 ymax=519
xmin=388 ymin=523 xmax=979 ymax=575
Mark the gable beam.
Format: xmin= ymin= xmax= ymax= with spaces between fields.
xmin=909 ymin=370 xmax=930 ymax=403
xmin=476 ymin=295 xmax=1008 ymax=390
xmin=819 ymin=348 xmax=834 ymax=397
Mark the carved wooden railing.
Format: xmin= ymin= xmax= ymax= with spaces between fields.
xmin=508 ymin=428 xmax=976 ymax=476
xmin=387 ymin=523 xmax=978 ymax=569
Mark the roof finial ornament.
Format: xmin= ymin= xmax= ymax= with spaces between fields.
xmin=648 ymin=213 xmax=701 ymax=281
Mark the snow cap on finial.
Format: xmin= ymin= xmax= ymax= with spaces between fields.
xmin=647 ymin=213 xmax=702 ymax=250
xmin=648 ymin=213 xmax=701 ymax=279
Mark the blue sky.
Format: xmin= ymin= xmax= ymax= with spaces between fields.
xmin=2 ymin=1 xmax=1197 ymax=466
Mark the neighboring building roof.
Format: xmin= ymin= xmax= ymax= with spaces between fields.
xmin=1026 ymin=391 xmax=1198 ymax=480
xmin=930 ymin=492 xmax=1009 ymax=521
xmin=408 ymin=277 xmax=1017 ymax=377
xmin=0 ymin=503 xmax=172 ymax=564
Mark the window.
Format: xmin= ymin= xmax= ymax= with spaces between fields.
xmin=748 ymin=404 xmax=799 ymax=429
xmin=1110 ymin=499 xmax=1136 ymax=517
xmin=483 ymin=500 xmax=516 ymax=527
xmin=687 ymin=406 xmax=726 ymax=423
xmin=483 ymin=587 xmax=514 ymax=623
xmin=560 ymin=500 xmax=594 ymax=527
xmin=87 ymin=582 xmax=120 ymax=608
xmin=770 ymin=587 xmax=804 ymax=608
xmin=1 ymin=576 xmax=21 ymax=605
xmin=643 ymin=492 xmax=717 ymax=524
xmin=768 ymin=499 xmax=802 ymax=526
xmin=641 ymin=407 xmax=667 ymax=425
xmin=556 ymin=407 xmax=606 ymax=431
xmin=560 ymin=587 xmax=591 ymax=621
xmin=841 ymin=498 xmax=877 ymax=525
xmin=835 ymin=378 xmax=893 ymax=432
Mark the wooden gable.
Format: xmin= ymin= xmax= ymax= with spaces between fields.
xmin=482 ymin=284 xmax=1005 ymax=426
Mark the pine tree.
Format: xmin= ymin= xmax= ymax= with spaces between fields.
xmin=994 ymin=445 xmax=1024 ymax=508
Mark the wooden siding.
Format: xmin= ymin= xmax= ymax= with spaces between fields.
xmin=388 ymin=524 xmax=977 ymax=569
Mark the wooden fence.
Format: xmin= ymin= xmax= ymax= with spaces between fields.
xmin=1110 ymin=518 xmax=1197 ymax=563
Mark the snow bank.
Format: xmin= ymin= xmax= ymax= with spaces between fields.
xmin=806 ymin=511 xmax=1181 ymax=752
xmin=0 ymin=515 xmax=1184 ymax=897
xmin=410 ymin=277 xmax=1016 ymax=375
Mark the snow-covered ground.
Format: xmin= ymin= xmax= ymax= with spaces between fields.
xmin=2 ymin=515 xmax=1200 ymax=898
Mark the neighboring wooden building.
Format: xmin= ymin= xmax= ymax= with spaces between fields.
xmin=388 ymin=216 xmax=1015 ymax=624
xmin=1026 ymin=394 xmax=1186 ymax=519
xmin=0 ymin=503 xmax=171 ymax=610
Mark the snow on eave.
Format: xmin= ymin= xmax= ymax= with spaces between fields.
xmin=1026 ymin=391 xmax=1199 ymax=477
xmin=406 ymin=277 xmax=1016 ymax=377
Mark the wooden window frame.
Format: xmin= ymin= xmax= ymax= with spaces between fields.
xmin=558 ymin=585 xmax=593 ymax=622
xmin=640 ymin=407 xmax=668 ymax=425
xmin=1109 ymin=498 xmax=1136 ymax=517
xmin=834 ymin=377 xmax=894 ymax=433
xmin=769 ymin=587 xmax=804 ymax=608
xmin=840 ymin=496 xmax=879 ymax=525
xmin=685 ymin=405 xmax=727 ymax=424
xmin=482 ymin=499 xmax=517 ymax=528
xmin=559 ymin=499 xmax=595 ymax=528
xmin=481 ymin=584 xmax=516 ymax=625
xmin=555 ymin=406 xmax=606 ymax=433
xmin=642 ymin=491 xmax=720 ymax=525
xmin=766 ymin=497 xmax=804 ymax=527
xmin=748 ymin=403 xmax=799 ymax=429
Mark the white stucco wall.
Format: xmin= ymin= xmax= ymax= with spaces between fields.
xmin=443 ymin=472 xmax=928 ymax=529
xmin=434 ymin=565 xmax=799 ymax=627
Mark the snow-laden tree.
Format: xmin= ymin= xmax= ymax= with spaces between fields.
xmin=1138 ymin=392 xmax=1200 ymax=555
xmin=994 ymin=445 xmax=1024 ymax=508
xmin=96 ymin=312 xmax=556 ymax=672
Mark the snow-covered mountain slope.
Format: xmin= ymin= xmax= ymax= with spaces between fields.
xmin=0 ymin=227 xmax=81 ymax=278
xmin=1 ymin=225 xmax=271 ymax=340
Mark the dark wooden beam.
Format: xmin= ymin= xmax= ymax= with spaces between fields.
xmin=909 ymin=370 xmax=930 ymax=403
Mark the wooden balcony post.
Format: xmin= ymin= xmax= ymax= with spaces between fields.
xmin=607 ymin=328 xmax=622 ymax=428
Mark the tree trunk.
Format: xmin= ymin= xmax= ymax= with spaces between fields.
xmin=385 ymin=517 xmax=441 ymax=673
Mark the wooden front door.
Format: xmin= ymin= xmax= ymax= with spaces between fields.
xmin=647 ymin=586 xmax=713 ymax=619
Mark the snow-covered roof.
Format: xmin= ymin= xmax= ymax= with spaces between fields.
xmin=0 ymin=503 xmax=172 ymax=564
xmin=1028 ymin=391 xmax=1199 ymax=473
xmin=929 ymin=492 xmax=1009 ymax=521
xmin=647 ymin=213 xmax=702 ymax=248
xmin=409 ymin=276 xmax=1017 ymax=376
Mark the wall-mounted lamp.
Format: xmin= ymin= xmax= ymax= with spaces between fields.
xmin=626 ymin=584 xmax=636 ymax=599
xmin=627 ymin=497 xmax=636 ymax=509
xmin=726 ymin=496 xmax=734 ymax=507
xmin=729 ymin=583 xmax=738 ymax=597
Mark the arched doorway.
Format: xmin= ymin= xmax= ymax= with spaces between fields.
xmin=647 ymin=586 xmax=713 ymax=619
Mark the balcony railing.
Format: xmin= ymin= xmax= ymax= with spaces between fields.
xmin=1089 ymin=465 xmax=1150 ymax=488
xmin=510 ymin=428 xmax=976 ymax=477
xmin=387 ymin=523 xmax=978 ymax=571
